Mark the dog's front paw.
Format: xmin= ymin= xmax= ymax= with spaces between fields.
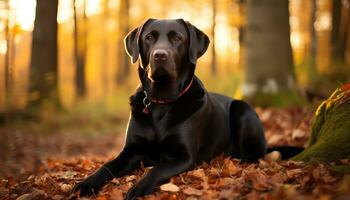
xmin=73 ymin=172 xmax=109 ymax=197
xmin=125 ymin=183 xmax=154 ymax=200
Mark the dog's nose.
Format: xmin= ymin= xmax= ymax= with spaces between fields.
xmin=153 ymin=49 xmax=168 ymax=61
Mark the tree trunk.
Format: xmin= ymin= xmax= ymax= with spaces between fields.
xmin=238 ymin=0 xmax=245 ymax=45
xmin=28 ymin=0 xmax=60 ymax=110
xmin=331 ymin=0 xmax=346 ymax=63
xmin=4 ymin=0 xmax=11 ymax=108
xmin=347 ymin=1 xmax=350 ymax=67
xmin=293 ymin=82 xmax=350 ymax=168
xmin=73 ymin=0 xmax=87 ymax=98
xmin=310 ymin=0 xmax=317 ymax=64
xmin=116 ymin=0 xmax=130 ymax=84
xmin=243 ymin=0 xmax=296 ymax=106
xmin=211 ymin=0 xmax=217 ymax=75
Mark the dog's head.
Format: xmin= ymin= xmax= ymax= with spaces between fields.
xmin=125 ymin=19 xmax=209 ymax=101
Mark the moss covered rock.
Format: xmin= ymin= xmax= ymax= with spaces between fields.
xmin=293 ymin=82 xmax=350 ymax=162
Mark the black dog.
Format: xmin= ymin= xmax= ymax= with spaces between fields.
xmin=73 ymin=19 xmax=297 ymax=200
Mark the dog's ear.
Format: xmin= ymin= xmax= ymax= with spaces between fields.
xmin=124 ymin=18 xmax=154 ymax=64
xmin=182 ymin=20 xmax=210 ymax=65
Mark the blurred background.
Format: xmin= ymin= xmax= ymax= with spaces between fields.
xmin=0 ymin=0 xmax=349 ymax=178
xmin=0 ymin=0 xmax=349 ymax=115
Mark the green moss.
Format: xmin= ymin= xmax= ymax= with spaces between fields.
xmin=293 ymin=85 xmax=350 ymax=163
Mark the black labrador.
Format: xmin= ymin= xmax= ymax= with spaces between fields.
xmin=73 ymin=18 xmax=299 ymax=200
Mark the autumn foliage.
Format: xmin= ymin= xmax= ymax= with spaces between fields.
xmin=1 ymin=106 xmax=350 ymax=200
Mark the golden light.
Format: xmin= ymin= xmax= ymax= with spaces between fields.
xmin=86 ymin=0 xmax=103 ymax=17
xmin=6 ymin=0 xmax=105 ymax=29
xmin=10 ymin=0 xmax=36 ymax=31
xmin=214 ymin=14 xmax=239 ymax=56
xmin=315 ymin=12 xmax=332 ymax=31
xmin=290 ymin=31 xmax=303 ymax=49
xmin=58 ymin=0 xmax=73 ymax=24
xmin=0 ymin=40 xmax=7 ymax=54
xmin=166 ymin=10 xmax=191 ymax=21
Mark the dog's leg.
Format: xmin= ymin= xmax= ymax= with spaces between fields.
xmin=239 ymin=110 xmax=267 ymax=162
xmin=73 ymin=148 xmax=142 ymax=196
xmin=125 ymin=158 xmax=194 ymax=200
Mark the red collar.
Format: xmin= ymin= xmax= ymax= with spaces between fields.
xmin=142 ymin=79 xmax=193 ymax=114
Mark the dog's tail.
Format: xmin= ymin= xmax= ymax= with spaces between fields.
xmin=266 ymin=146 xmax=304 ymax=160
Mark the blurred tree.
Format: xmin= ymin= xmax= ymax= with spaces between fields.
xmin=28 ymin=0 xmax=60 ymax=110
xmin=238 ymin=0 xmax=245 ymax=44
xmin=116 ymin=0 xmax=130 ymax=84
xmin=346 ymin=0 xmax=350 ymax=66
xmin=331 ymin=0 xmax=347 ymax=63
xmin=310 ymin=0 xmax=317 ymax=66
xmin=243 ymin=0 xmax=296 ymax=106
xmin=73 ymin=0 xmax=87 ymax=98
xmin=4 ymin=0 xmax=11 ymax=105
xmin=211 ymin=0 xmax=217 ymax=75
xmin=238 ymin=0 xmax=246 ymax=77
xmin=299 ymin=0 xmax=325 ymax=100
xmin=102 ymin=0 xmax=109 ymax=94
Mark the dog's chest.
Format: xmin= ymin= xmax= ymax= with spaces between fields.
xmin=147 ymin=105 xmax=174 ymax=139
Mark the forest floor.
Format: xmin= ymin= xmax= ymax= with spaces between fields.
xmin=1 ymin=106 xmax=350 ymax=200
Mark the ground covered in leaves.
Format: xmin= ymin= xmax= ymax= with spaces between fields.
xmin=1 ymin=107 xmax=350 ymax=200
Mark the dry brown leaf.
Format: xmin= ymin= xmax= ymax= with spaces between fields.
xmin=268 ymin=134 xmax=285 ymax=145
xmin=110 ymin=189 xmax=124 ymax=199
xmin=125 ymin=175 xmax=137 ymax=182
xmin=96 ymin=196 xmax=108 ymax=200
xmin=53 ymin=171 xmax=77 ymax=179
xmin=341 ymin=82 xmax=350 ymax=92
xmin=244 ymin=168 xmax=270 ymax=191
xmin=223 ymin=159 xmax=240 ymax=176
xmin=60 ymin=183 xmax=73 ymax=193
xmin=218 ymin=189 xmax=238 ymax=200
xmin=188 ymin=169 xmax=206 ymax=181
xmin=15 ymin=189 xmax=47 ymax=200
xmin=264 ymin=151 xmax=281 ymax=162
xmin=286 ymin=168 xmax=303 ymax=179
xmin=292 ymin=129 xmax=306 ymax=140
xmin=312 ymin=168 xmax=320 ymax=180
xmin=182 ymin=187 xmax=203 ymax=196
xmin=271 ymin=172 xmax=287 ymax=185
xmin=52 ymin=194 xmax=64 ymax=200
xmin=246 ymin=190 xmax=260 ymax=200
xmin=160 ymin=183 xmax=180 ymax=192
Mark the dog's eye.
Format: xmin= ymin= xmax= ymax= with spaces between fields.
xmin=173 ymin=35 xmax=183 ymax=42
xmin=145 ymin=34 xmax=154 ymax=41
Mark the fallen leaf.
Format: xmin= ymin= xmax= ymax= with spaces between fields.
xmin=341 ymin=82 xmax=350 ymax=92
xmin=268 ymin=134 xmax=284 ymax=145
xmin=96 ymin=196 xmax=108 ymax=200
xmin=246 ymin=190 xmax=260 ymax=200
xmin=110 ymin=189 xmax=123 ymax=199
xmin=160 ymin=183 xmax=180 ymax=192
xmin=16 ymin=189 xmax=46 ymax=200
xmin=292 ymin=129 xmax=306 ymax=140
xmin=271 ymin=172 xmax=287 ymax=185
xmin=125 ymin=175 xmax=136 ymax=182
xmin=244 ymin=168 xmax=270 ymax=191
xmin=264 ymin=151 xmax=281 ymax=162
xmin=188 ymin=169 xmax=206 ymax=181
xmin=287 ymin=168 xmax=303 ymax=178
xmin=53 ymin=171 xmax=77 ymax=179
xmin=52 ymin=194 xmax=64 ymax=200
xmin=60 ymin=183 xmax=73 ymax=193
xmin=182 ymin=187 xmax=203 ymax=196
xmin=223 ymin=158 xmax=240 ymax=176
